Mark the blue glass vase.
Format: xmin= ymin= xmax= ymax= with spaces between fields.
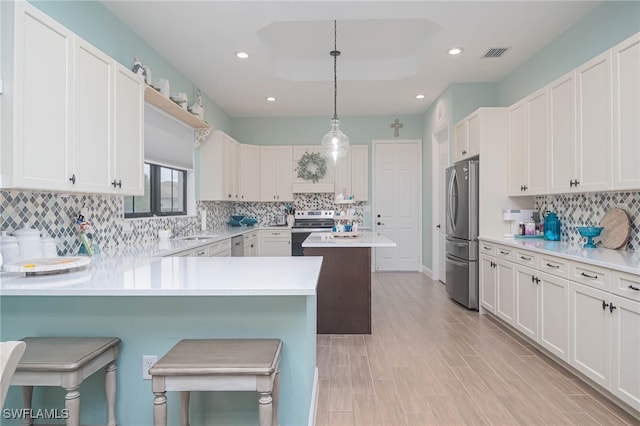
xmin=543 ymin=212 xmax=561 ymax=241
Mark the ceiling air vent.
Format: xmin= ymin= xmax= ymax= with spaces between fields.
xmin=482 ymin=47 xmax=510 ymax=58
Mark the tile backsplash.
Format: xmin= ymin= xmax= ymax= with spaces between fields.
xmin=535 ymin=191 xmax=639 ymax=251
xmin=1 ymin=190 xmax=365 ymax=256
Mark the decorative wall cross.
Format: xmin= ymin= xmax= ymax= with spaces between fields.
xmin=390 ymin=118 xmax=403 ymax=137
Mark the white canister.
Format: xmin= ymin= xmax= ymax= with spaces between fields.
xmin=0 ymin=231 xmax=21 ymax=264
xmin=41 ymin=235 xmax=58 ymax=258
xmin=13 ymin=223 xmax=43 ymax=261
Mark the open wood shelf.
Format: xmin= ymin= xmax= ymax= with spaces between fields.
xmin=144 ymin=85 xmax=211 ymax=129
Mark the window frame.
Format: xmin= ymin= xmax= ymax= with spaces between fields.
xmin=124 ymin=163 xmax=187 ymax=219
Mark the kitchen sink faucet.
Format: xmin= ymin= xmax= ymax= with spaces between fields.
xmin=172 ymin=222 xmax=195 ymax=239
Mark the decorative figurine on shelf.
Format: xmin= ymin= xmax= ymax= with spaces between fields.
xmin=189 ymin=89 xmax=205 ymax=120
xmin=132 ymin=57 xmax=149 ymax=83
xmin=76 ymin=211 xmax=93 ymax=256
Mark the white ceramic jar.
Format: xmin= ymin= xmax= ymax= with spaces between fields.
xmin=0 ymin=231 xmax=21 ymax=264
xmin=41 ymin=235 xmax=58 ymax=258
xmin=13 ymin=223 xmax=43 ymax=261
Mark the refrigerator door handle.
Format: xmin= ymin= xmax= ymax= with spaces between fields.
xmin=447 ymin=169 xmax=457 ymax=233
xmin=446 ymin=254 xmax=469 ymax=268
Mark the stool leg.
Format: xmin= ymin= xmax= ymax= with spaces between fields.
xmin=153 ymin=391 xmax=168 ymax=426
xmin=180 ymin=391 xmax=190 ymax=426
xmin=105 ymin=361 xmax=117 ymax=426
xmin=258 ymin=392 xmax=273 ymax=426
xmin=272 ymin=370 xmax=280 ymax=426
xmin=64 ymin=386 xmax=81 ymax=426
xmin=22 ymin=386 xmax=34 ymax=426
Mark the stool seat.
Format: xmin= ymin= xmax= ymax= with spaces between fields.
xmin=150 ymin=339 xmax=282 ymax=426
xmin=12 ymin=337 xmax=120 ymax=426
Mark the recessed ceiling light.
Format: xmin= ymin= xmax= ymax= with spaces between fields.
xmin=415 ymin=94 xmax=425 ymax=99
xmin=236 ymin=51 xmax=249 ymax=59
xmin=448 ymin=47 xmax=463 ymax=55
xmin=266 ymin=97 xmax=276 ymax=102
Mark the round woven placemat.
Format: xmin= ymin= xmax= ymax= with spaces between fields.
xmin=597 ymin=208 xmax=631 ymax=250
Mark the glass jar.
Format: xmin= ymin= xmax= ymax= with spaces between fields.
xmin=543 ymin=212 xmax=561 ymax=241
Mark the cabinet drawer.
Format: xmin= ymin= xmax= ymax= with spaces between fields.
xmin=262 ymin=230 xmax=290 ymax=238
xmin=513 ymin=249 xmax=537 ymax=267
xmin=208 ymin=238 xmax=231 ymax=256
xmin=612 ymin=271 xmax=640 ymax=302
xmin=191 ymin=247 xmax=209 ymax=257
xmin=480 ymin=242 xmax=495 ymax=256
xmin=570 ymin=262 xmax=611 ymax=291
xmin=495 ymin=245 xmax=515 ymax=260
xmin=538 ymin=254 xmax=569 ymax=278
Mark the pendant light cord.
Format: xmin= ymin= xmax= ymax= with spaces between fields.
xmin=331 ymin=20 xmax=339 ymax=120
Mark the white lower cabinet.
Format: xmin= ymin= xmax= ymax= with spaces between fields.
xmin=538 ymin=272 xmax=569 ymax=361
xmin=243 ymin=231 xmax=259 ymax=257
xmin=515 ymin=264 xmax=539 ymax=341
xmin=480 ymin=254 xmax=496 ymax=313
xmin=610 ymin=295 xmax=640 ymax=410
xmin=259 ymin=230 xmax=291 ymax=257
xmin=495 ymin=259 xmax=516 ymax=325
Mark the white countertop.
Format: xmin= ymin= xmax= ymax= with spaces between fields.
xmin=0 ymin=256 xmax=322 ymax=296
xmin=302 ymin=231 xmax=397 ymax=248
xmin=479 ymin=235 xmax=639 ymax=275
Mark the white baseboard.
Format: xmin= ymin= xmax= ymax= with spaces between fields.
xmin=308 ymin=367 xmax=319 ymax=426
xmin=421 ymin=265 xmax=433 ymax=278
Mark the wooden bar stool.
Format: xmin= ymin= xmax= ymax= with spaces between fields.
xmin=150 ymin=339 xmax=282 ymax=426
xmin=12 ymin=337 xmax=120 ymax=426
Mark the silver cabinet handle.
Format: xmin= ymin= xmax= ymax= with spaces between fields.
xmin=483 ymin=246 xmax=491 ymax=251
xmin=546 ymin=263 xmax=560 ymax=269
xmin=499 ymin=250 xmax=510 ymax=255
xmin=581 ymin=272 xmax=598 ymax=279
xmin=520 ymin=255 xmax=532 ymax=261
xmin=629 ymin=285 xmax=640 ymax=291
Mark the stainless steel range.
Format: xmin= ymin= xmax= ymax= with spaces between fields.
xmin=291 ymin=210 xmax=334 ymax=256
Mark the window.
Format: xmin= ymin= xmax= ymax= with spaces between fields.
xmin=125 ymin=163 xmax=186 ymax=218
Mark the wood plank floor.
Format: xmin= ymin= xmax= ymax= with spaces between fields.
xmin=315 ymin=272 xmax=639 ymax=426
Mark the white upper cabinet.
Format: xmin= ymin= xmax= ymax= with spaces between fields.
xmin=452 ymin=110 xmax=479 ymax=163
xmin=1 ymin=2 xmax=74 ymax=191
xmin=507 ymin=88 xmax=548 ymax=196
xmin=199 ymin=130 xmax=239 ymax=201
xmin=113 ymin=63 xmax=144 ymax=196
xmin=260 ymin=146 xmax=293 ymax=202
xmin=334 ymin=145 xmax=369 ymax=201
xmin=612 ymin=33 xmax=640 ymax=190
xmin=1 ymin=2 xmax=144 ymax=195
xmin=576 ymin=50 xmax=613 ymax=192
xmin=239 ymin=144 xmax=260 ymax=202
xmin=549 ymin=71 xmax=577 ymax=194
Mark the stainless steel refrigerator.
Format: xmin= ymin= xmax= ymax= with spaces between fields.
xmin=445 ymin=160 xmax=479 ymax=310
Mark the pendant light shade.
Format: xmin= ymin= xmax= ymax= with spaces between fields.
xmin=321 ymin=20 xmax=349 ymax=164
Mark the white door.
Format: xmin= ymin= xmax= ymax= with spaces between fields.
xmin=431 ymin=126 xmax=449 ymax=282
xmin=479 ymin=255 xmax=496 ymax=313
xmin=538 ymin=272 xmax=569 ymax=361
xmin=514 ymin=264 xmax=539 ymax=341
xmin=495 ymin=258 xmax=516 ymax=325
xmin=373 ymin=140 xmax=421 ymax=271
xmin=610 ymin=295 xmax=640 ymax=411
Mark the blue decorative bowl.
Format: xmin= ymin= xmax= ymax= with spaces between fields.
xmin=577 ymin=226 xmax=604 ymax=248
xmin=230 ymin=215 xmax=245 ymax=222
xmin=228 ymin=219 xmax=242 ymax=227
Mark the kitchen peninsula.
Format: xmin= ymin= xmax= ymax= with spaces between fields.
xmin=303 ymin=231 xmax=396 ymax=334
xmin=0 ymin=253 xmax=322 ymax=426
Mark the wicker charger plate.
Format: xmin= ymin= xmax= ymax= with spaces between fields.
xmin=596 ymin=208 xmax=631 ymax=250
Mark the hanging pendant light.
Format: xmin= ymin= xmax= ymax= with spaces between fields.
xmin=321 ymin=20 xmax=349 ymax=164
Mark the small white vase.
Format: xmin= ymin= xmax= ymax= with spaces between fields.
xmin=286 ymin=214 xmax=295 ymax=227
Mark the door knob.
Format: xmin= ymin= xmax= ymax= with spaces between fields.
xmin=436 ymin=224 xmax=441 ymax=228
xmin=69 ymin=174 xmax=76 ymax=184
xmin=377 ymin=222 xmax=385 ymax=226
xmin=377 ymin=214 xmax=381 ymax=218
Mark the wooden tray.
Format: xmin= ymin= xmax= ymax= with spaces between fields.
xmin=597 ymin=208 xmax=631 ymax=250
xmin=331 ymin=231 xmax=363 ymax=238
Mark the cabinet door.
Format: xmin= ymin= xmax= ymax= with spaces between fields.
xmin=259 ymin=146 xmax=278 ymax=201
xmin=480 ymin=255 xmax=496 ymax=313
xmin=526 ymin=89 xmax=548 ymax=194
xmin=569 ymin=281 xmax=610 ymax=389
xmin=452 ymin=120 xmax=467 ymax=163
xmin=495 ymin=258 xmax=516 ymax=325
xmin=351 ymin=145 xmax=369 ymax=201
xmin=466 ymin=112 xmax=480 ymax=158
xmin=222 ymin=138 xmax=240 ymax=200
xmin=13 ymin=3 xmax=74 ymax=191
xmin=514 ymin=264 xmax=538 ymax=340
xmin=113 ymin=64 xmax=144 ymax=195
xmin=576 ymin=50 xmax=612 ymax=192
xmin=276 ymin=146 xmax=293 ymax=201
xmin=239 ymin=144 xmax=260 ymax=201
xmin=612 ymin=33 xmax=640 ymax=190
xmin=549 ymin=72 xmax=577 ymax=194
xmin=538 ymin=272 xmax=569 ymax=361
xmin=610 ymin=295 xmax=640 ymax=411
xmin=507 ymin=102 xmax=527 ymax=195
xmin=73 ymin=38 xmax=113 ymax=193
xmin=334 ymin=147 xmax=352 ymax=198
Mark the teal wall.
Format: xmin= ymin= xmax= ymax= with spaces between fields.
xmin=1 ymin=295 xmax=317 ymax=426
xmin=29 ymin=0 xmax=232 ymax=133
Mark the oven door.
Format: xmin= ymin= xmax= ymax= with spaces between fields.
xmin=291 ymin=232 xmax=310 ymax=256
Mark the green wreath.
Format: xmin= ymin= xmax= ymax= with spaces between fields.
xmin=296 ymin=151 xmax=327 ymax=183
